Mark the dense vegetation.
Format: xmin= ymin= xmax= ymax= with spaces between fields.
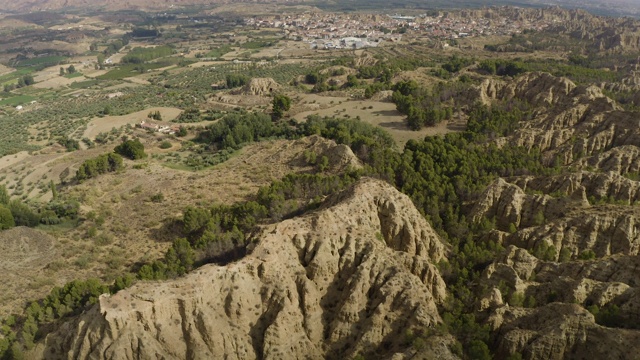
xmin=0 ymin=182 xmax=79 ymax=230
xmin=225 ymin=74 xmax=250 ymax=88
xmin=121 ymin=45 xmax=173 ymax=64
xmin=271 ymin=94 xmax=291 ymax=120
xmin=173 ymin=108 xmax=201 ymax=123
xmin=391 ymin=80 xmax=455 ymax=129
xmin=114 ymin=139 xmax=147 ymax=160
xmin=75 ymin=153 xmax=124 ymax=182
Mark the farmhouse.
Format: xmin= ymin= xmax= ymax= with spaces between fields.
xmin=138 ymin=120 xmax=179 ymax=135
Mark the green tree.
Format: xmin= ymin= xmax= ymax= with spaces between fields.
xmin=0 ymin=205 xmax=15 ymax=230
xmin=532 ymin=211 xmax=545 ymax=226
xmin=345 ymin=74 xmax=359 ymax=88
xmin=558 ymin=247 xmax=572 ymax=262
xmin=225 ymin=74 xmax=250 ymax=88
xmin=524 ymin=295 xmax=537 ymax=308
xmin=114 ymin=139 xmax=146 ymax=160
xmin=318 ymin=156 xmax=329 ymax=171
xmin=0 ymin=184 xmax=9 ymax=205
xmin=50 ymin=180 xmax=58 ymax=200
xmin=182 ymin=207 xmax=211 ymax=234
xmin=23 ymin=75 xmax=35 ymax=86
xmin=466 ymin=340 xmax=492 ymax=360
xmin=578 ymin=249 xmax=596 ymax=260
xmin=272 ymin=94 xmax=291 ymax=120
xmin=8 ymin=201 xmax=39 ymax=227
xmin=60 ymin=67 xmax=65 ymax=76
xmin=305 ymin=72 xmax=325 ymax=84
xmin=508 ymin=292 xmax=525 ymax=307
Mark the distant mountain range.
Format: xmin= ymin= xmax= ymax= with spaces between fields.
xmin=0 ymin=0 xmax=637 ymax=17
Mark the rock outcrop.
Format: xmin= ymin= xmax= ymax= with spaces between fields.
xmin=472 ymin=176 xmax=640 ymax=260
xmin=489 ymin=303 xmax=640 ymax=360
xmin=475 ymin=72 xmax=640 ymax=166
xmin=31 ymin=179 xmax=452 ymax=360
xmin=483 ymin=248 xmax=640 ymax=359
xmin=243 ymin=78 xmax=279 ymax=96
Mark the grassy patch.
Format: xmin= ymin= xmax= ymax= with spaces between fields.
xmin=15 ymin=56 xmax=67 ymax=68
xmin=240 ymin=40 xmax=277 ymax=49
xmin=0 ymin=68 xmax=34 ymax=84
xmin=0 ymin=95 xmax=36 ymax=106
xmin=121 ymin=45 xmax=173 ymax=64
xmin=97 ymin=63 xmax=167 ymax=80
xmin=205 ymin=45 xmax=234 ymax=58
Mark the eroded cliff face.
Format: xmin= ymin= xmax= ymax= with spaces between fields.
xmin=472 ymin=176 xmax=640 ymax=260
xmin=31 ymin=179 xmax=452 ymax=360
xmin=476 ymin=72 xmax=640 ymax=165
xmin=489 ymin=303 xmax=640 ymax=360
xmin=482 ymin=248 xmax=640 ymax=359
xmin=470 ymin=71 xmax=640 ymax=359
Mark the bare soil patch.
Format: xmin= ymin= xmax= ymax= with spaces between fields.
xmin=0 ymin=151 xmax=30 ymax=171
xmin=0 ymin=136 xmax=342 ymax=317
xmin=0 ymin=227 xmax=58 ymax=315
xmin=83 ymin=107 xmax=183 ymax=139
xmin=293 ymin=97 xmax=460 ymax=147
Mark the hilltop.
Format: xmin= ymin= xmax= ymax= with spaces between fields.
xmin=0 ymin=3 xmax=640 ymax=360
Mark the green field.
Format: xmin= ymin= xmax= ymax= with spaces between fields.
xmin=97 ymin=63 xmax=167 ymax=80
xmin=0 ymin=95 xmax=36 ymax=106
xmin=240 ymin=40 xmax=277 ymax=49
xmin=205 ymin=45 xmax=234 ymax=58
xmin=0 ymin=69 xmax=34 ymax=84
xmin=121 ymin=45 xmax=174 ymax=64
xmin=15 ymin=56 xmax=68 ymax=68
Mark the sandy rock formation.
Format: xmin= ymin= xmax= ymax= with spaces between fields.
xmin=243 ymin=78 xmax=280 ymax=96
xmin=513 ymin=170 xmax=640 ymax=204
xmin=288 ymin=135 xmax=362 ymax=172
xmin=578 ymin=145 xmax=640 ymax=175
xmin=31 ymin=179 xmax=451 ymax=360
xmin=473 ymin=176 xmax=640 ymax=259
xmin=475 ymin=72 xmax=640 ymax=166
xmin=489 ymin=303 xmax=640 ymax=360
xmin=483 ymin=248 xmax=640 ymax=359
xmin=371 ymin=90 xmax=394 ymax=102
xmin=470 ymin=178 xmax=588 ymax=230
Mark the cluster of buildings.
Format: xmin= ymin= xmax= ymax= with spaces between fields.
xmin=244 ymin=10 xmax=556 ymax=47
xmin=310 ymin=37 xmax=382 ymax=50
xmin=137 ymin=121 xmax=180 ymax=135
xmin=245 ymin=13 xmax=404 ymax=49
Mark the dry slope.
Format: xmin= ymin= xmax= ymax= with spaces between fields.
xmin=31 ymin=178 xmax=454 ymax=360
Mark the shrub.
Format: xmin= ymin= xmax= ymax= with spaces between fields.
xmin=114 ymin=139 xmax=146 ymax=160
xmin=578 ymin=249 xmax=596 ymax=260
xmin=150 ymin=193 xmax=164 ymax=203
xmin=272 ymin=94 xmax=291 ymax=120
xmin=76 ymin=153 xmax=124 ymax=182
xmin=0 ymin=205 xmax=15 ymax=230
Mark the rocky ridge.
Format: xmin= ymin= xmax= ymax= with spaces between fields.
xmin=472 ymin=176 xmax=640 ymax=260
xmin=482 ymin=247 xmax=640 ymax=359
xmin=476 ymin=72 xmax=640 ymax=166
xmin=468 ymin=71 xmax=640 ymax=359
xmin=31 ymin=179 xmax=453 ymax=360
